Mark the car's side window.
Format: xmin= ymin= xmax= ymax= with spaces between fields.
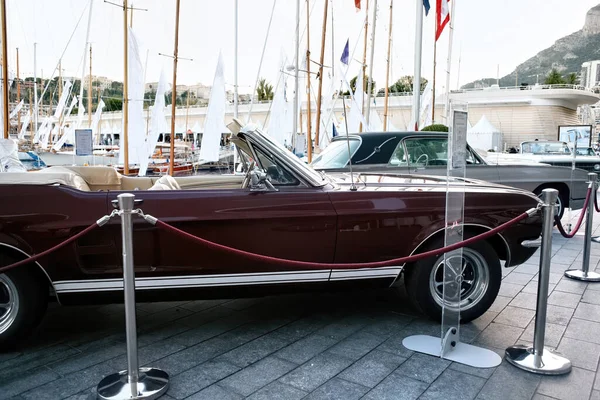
xmin=466 ymin=148 xmax=481 ymax=165
xmin=404 ymin=138 xmax=448 ymax=167
xmin=388 ymin=141 xmax=408 ymax=166
xmin=254 ymin=147 xmax=300 ymax=186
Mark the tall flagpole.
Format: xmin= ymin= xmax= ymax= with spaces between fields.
xmin=383 ymin=0 xmax=393 ymax=131
xmin=432 ymin=31 xmax=437 ymax=123
xmin=365 ymin=0 xmax=378 ymax=126
xmin=16 ymin=48 xmax=20 ymax=134
xmin=305 ymin=0 xmax=312 ymax=162
xmin=169 ymin=0 xmax=181 ymax=175
xmin=292 ymin=0 xmax=300 ymax=151
xmin=359 ymin=0 xmax=369 ymax=132
xmin=234 ymin=0 xmax=238 ymax=119
xmin=33 ymin=43 xmax=38 ymax=137
xmin=123 ymin=0 xmax=130 ymax=175
xmin=443 ymin=0 xmax=456 ymax=123
xmin=412 ymin=0 xmax=424 ymax=131
xmin=314 ymin=0 xmax=328 ymax=152
xmin=0 ymin=0 xmax=8 ymax=139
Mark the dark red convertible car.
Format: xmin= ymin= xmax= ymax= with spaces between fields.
xmin=0 ymin=123 xmax=542 ymax=348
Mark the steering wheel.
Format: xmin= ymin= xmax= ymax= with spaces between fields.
xmin=241 ymin=160 xmax=256 ymax=189
xmin=414 ymin=153 xmax=429 ymax=167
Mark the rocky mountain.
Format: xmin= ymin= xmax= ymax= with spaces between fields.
xmin=462 ymin=4 xmax=600 ymax=88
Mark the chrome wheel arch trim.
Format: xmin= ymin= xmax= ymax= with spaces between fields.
xmin=0 ymin=242 xmax=60 ymax=304
xmin=390 ymin=223 xmax=511 ymax=285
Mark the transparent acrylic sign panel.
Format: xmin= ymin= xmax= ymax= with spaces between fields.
xmin=441 ymin=106 xmax=468 ymax=353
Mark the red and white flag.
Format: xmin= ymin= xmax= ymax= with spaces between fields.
xmin=355 ymin=0 xmax=361 ymax=11
xmin=435 ymin=0 xmax=450 ymax=41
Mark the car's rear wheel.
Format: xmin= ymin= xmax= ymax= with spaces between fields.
xmin=0 ymin=256 xmax=48 ymax=351
xmin=404 ymin=237 xmax=501 ymax=322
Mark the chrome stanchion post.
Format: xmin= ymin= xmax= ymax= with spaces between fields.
xmin=505 ymin=189 xmax=571 ymax=375
xmin=97 ymin=194 xmax=169 ymax=400
xmin=565 ymin=173 xmax=600 ymax=282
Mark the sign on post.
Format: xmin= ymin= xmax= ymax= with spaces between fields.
xmin=75 ymin=129 xmax=93 ymax=156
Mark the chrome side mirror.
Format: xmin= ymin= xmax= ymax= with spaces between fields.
xmin=249 ymin=169 xmax=278 ymax=192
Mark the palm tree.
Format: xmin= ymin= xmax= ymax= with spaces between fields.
xmin=567 ymin=73 xmax=578 ymax=85
xmin=544 ymin=69 xmax=565 ymax=85
xmin=256 ymin=78 xmax=274 ymax=101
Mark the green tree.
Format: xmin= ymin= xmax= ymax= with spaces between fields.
xmin=388 ymin=75 xmax=428 ymax=93
xmin=544 ymin=69 xmax=566 ymax=84
xmin=342 ymin=74 xmax=376 ymax=96
xmin=256 ymin=78 xmax=274 ymax=101
xmin=566 ymin=72 xmax=578 ymax=85
xmin=421 ymin=124 xmax=448 ymax=132
xmin=103 ymin=97 xmax=123 ymax=111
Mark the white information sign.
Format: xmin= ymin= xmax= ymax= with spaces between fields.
xmin=75 ymin=129 xmax=93 ymax=156
xmin=450 ymin=111 xmax=468 ymax=169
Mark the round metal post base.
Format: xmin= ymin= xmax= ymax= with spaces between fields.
xmin=564 ymin=269 xmax=600 ymax=282
xmin=97 ymin=368 xmax=169 ymax=400
xmin=505 ymin=345 xmax=571 ymax=375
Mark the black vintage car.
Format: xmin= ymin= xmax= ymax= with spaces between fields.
xmin=311 ymin=131 xmax=589 ymax=219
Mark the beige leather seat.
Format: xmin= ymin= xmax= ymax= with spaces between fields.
xmin=148 ymin=175 xmax=181 ymax=191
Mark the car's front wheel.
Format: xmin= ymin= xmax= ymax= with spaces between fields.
xmin=0 ymin=256 xmax=48 ymax=351
xmin=404 ymin=237 xmax=501 ymax=323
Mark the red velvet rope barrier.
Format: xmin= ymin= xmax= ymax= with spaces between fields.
xmin=555 ymin=186 xmax=592 ymax=239
xmin=0 ymin=223 xmax=99 ymax=274
xmin=154 ymin=212 xmax=531 ymax=270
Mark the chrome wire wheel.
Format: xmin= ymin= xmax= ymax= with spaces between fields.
xmin=428 ymin=248 xmax=490 ymax=312
xmin=0 ymin=274 xmax=19 ymax=335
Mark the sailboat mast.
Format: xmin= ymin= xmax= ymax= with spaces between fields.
xmin=443 ymin=0 xmax=456 ymax=122
xmin=234 ymin=0 xmax=238 ymax=119
xmin=359 ymin=0 xmax=369 ymax=132
xmin=16 ymin=48 xmax=20 ymax=133
xmin=432 ymin=32 xmax=437 ymax=123
xmin=412 ymin=0 xmax=424 ymax=131
xmin=169 ymin=0 xmax=181 ymax=175
xmin=383 ymin=0 xmax=393 ymax=131
xmin=185 ymin=92 xmax=189 ymax=137
xmin=305 ymin=0 xmax=312 ymax=162
xmin=0 ymin=0 xmax=8 ymax=139
xmin=123 ymin=0 xmax=130 ymax=175
xmin=292 ymin=0 xmax=300 ymax=151
xmin=366 ymin=0 xmax=378 ymax=126
xmin=88 ymin=45 xmax=92 ymax=126
xmin=314 ymin=0 xmax=328 ymax=150
xmin=29 ymin=87 xmax=33 ymax=145
xmin=34 ymin=43 xmax=38 ymax=137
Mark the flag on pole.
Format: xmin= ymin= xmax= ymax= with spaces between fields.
xmin=435 ymin=0 xmax=450 ymax=40
xmin=355 ymin=0 xmax=361 ymax=11
xmin=423 ymin=0 xmax=431 ymax=16
xmin=340 ymin=39 xmax=350 ymax=65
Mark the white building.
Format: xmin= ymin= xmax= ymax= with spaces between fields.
xmin=581 ymin=60 xmax=600 ymax=89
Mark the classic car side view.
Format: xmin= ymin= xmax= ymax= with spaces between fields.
xmin=311 ymin=132 xmax=590 ymax=219
xmin=0 ymin=124 xmax=542 ymax=349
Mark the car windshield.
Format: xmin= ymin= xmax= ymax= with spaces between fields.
xmin=311 ymin=139 xmax=360 ymax=169
xmin=247 ymin=127 xmax=326 ymax=185
xmin=521 ymin=141 xmax=570 ymax=155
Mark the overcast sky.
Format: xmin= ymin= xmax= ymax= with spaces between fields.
xmin=4 ymin=0 xmax=599 ymax=94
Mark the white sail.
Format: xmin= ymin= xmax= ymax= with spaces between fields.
xmin=91 ymin=99 xmax=105 ymax=135
xmin=18 ymin=111 xmax=31 ymax=140
xmin=9 ymin=100 xmax=24 ymax=120
xmin=53 ymin=80 xmax=72 ymax=119
xmin=139 ymin=68 xmax=168 ymax=177
xmin=418 ymin=81 xmax=432 ymax=129
xmin=369 ymin=108 xmax=383 ymax=131
xmin=348 ymin=72 xmax=365 ymax=133
xmin=38 ymin=118 xmax=52 ymax=149
xmin=200 ymin=52 xmax=227 ymax=162
xmin=267 ymin=54 xmax=289 ymax=147
xmin=119 ymin=27 xmax=146 ymax=166
xmin=52 ymin=96 xmax=79 ymax=151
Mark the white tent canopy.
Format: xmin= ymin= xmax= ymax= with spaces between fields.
xmin=467 ymin=115 xmax=502 ymax=152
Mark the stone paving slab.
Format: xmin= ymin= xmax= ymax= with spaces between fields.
xmin=3 ymin=210 xmax=600 ymax=399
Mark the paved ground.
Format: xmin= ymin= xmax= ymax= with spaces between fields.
xmin=2 ymin=210 xmax=600 ymax=400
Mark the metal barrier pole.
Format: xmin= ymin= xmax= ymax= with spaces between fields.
xmin=97 ymin=193 xmax=169 ymax=400
xmin=505 ymin=189 xmax=571 ymax=375
xmin=566 ymin=173 xmax=600 ymax=282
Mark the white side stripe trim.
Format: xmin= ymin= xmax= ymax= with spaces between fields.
xmin=53 ymin=267 xmax=403 ymax=293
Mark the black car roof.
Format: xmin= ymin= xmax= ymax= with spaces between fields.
xmin=332 ymin=131 xmax=449 ymax=164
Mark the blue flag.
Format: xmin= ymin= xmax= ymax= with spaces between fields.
xmin=332 ymin=123 xmax=338 ymax=137
xmin=423 ymin=0 xmax=430 ymax=15
xmin=340 ymin=39 xmax=349 ymax=65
